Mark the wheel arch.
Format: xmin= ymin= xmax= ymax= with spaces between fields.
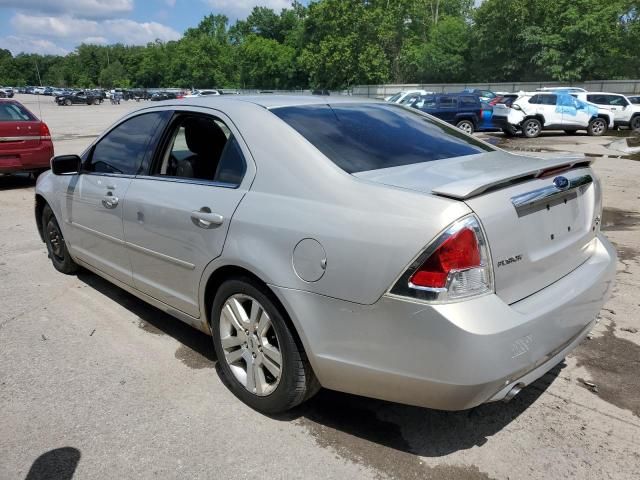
xmin=201 ymin=264 xmax=316 ymax=375
xmin=35 ymin=194 xmax=47 ymax=242
xmin=522 ymin=114 xmax=545 ymax=126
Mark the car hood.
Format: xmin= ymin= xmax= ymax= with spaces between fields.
xmin=353 ymin=150 xmax=590 ymax=200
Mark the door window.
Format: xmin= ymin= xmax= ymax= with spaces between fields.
xmin=153 ymin=114 xmax=246 ymax=187
xmin=438 ymin=96 xmax=457 ymax=108
xmin=605 ymin=95 xmax=629 ymax=106
xmin=459 ymin=96 xmax=478 ymax=108
xmin=85 ymin=112 xmax=165 ymax=175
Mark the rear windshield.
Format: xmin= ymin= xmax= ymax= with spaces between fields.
xmin=0 ymin=102 xmax=36 ymax=121
xmin=271 ymin=103 xmax=493 ymax=173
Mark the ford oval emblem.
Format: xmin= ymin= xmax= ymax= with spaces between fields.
xmin=553 ymin=176 xmax=570 ymax=190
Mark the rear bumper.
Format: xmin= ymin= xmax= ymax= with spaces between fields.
xmin=491 ymin=115 xmax=513 ymax=129
xmin=0 ymin=141 xmax=53 ymax=173
xmin=272 ymin=234 xmax=616 ymax=410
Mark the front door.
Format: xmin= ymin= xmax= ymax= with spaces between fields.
xmin=63 ymin=111 xmax=168 ymax=285
xmin=123 ymin=110 xmax=253 ymax=317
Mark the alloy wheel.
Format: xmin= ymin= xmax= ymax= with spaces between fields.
xmin=525 ymin=121 xmax=540 ymax=137
xmin=591 ymin=119 xmax=606 ymax=135
xmin=46 ymin=219 xmax=65 ymax=261
xmin=219 ymin=294 xmax=282 ymax=396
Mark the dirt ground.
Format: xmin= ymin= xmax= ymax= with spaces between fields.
xmin=1 ymin=95 xmax=639 ymax=480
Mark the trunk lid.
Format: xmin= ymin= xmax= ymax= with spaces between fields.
xmin=355 ymin=151 xmax=600 ymax=304
xmin=0 ymin=98 xmax=43 ymax=154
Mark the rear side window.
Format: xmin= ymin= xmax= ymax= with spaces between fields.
xmin=439 ymin=96 xmax=457 ymax=108
xmin=272 ymin=104 xmax=493 ymax=174
xmin=530 ymin=94 xmax=557 ymax=105
xmin=0 ymin=103 xmax=36 ymax=121
xmin=86 ymin=112 xmax=165 ymax=175
xmin=459 ymin=96 xmax=478 ymax=107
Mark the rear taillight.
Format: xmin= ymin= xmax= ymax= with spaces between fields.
xmin=389 ymin=215 xmax=494 ymax=303
xmin=39 ymin=122 xmax=51 ymax=141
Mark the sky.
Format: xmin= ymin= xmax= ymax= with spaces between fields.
xmin=0 ymin=0 xmax=302 ymax=56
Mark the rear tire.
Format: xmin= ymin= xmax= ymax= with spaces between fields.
xmin=42 ymin=204 xmax=78 ymax=274
xmin=631 ymin=116 xmax=640 ymax=131
xmin=456 ymin=119 xmax=474 ymax=134
xmin=211 ymin=277 xmax=318 ymax=414
xmin=588 ymin=117 xmax=607 ymax=136
xmin=502 ymin=126 xmax=517 ymax=137
xmin=522 ymin=118 xmax=542 ymax=138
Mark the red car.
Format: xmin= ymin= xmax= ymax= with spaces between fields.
xmin=0 ymin=99 xmax=53 ymax=176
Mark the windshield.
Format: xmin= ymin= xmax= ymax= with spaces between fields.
xmin=387 ymin=93 xmax=403 ymax=102
xmin=271 ymin=103 xmax=494 ymax=174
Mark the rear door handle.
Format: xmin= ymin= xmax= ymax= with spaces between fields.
xmin=191 ymin=209 xmax=224 ymax=229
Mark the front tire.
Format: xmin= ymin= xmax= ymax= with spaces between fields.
xmin=211 ymin=277 xmax=318 ymax=414
xmin=64 ymin=99 xmax=72 ymax=106
xmin=42 ymin=204 xmax=78 ymax=274
xmin=588 ymin=117 xmax=607 ymax=136
xmin=522 ymin=118 xmax=542 ymax=138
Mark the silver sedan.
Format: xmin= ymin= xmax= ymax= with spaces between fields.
xmin=35 ymin=96 xmax=616 ymax=413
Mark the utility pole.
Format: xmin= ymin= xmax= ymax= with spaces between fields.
xmin=34 ymin=60 xmax=42 ymax=86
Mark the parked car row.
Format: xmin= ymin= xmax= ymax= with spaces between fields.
xmin=387 ymin=87 xmax=640 ymax=137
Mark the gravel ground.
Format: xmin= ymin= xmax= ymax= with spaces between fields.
xmin=1 ymin=95 xmax=639 ymax=480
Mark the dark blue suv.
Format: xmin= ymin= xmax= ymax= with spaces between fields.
xmin=407 ymin=93 xmax=483 ymax=134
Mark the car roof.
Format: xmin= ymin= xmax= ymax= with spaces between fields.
xmin=578 ymin=92 xmax=624 ymax=96
xmin=170 ymin=94 xmax=380 ymax=109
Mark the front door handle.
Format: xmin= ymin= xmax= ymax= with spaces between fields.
xmin=102 ymin=192 xmax=119 ymax=209
xmin=191 ymin=208 xmax=224 ymax=229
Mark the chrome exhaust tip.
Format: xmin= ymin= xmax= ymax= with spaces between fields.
xmin=503 ymin=384 xmax=523 ymax=402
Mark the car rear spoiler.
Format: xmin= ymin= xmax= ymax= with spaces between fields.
xmin=431 ymin=153 xmax=593 ymax=200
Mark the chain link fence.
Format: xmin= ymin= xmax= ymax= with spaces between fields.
xmin=352 ymin=81 xmax=640 ymax=99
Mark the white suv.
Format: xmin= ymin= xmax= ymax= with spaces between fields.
xmin=492 ymin=91 xmax=614 ymax=138
xmin=571 ymin=92 xmax=640 ymax=130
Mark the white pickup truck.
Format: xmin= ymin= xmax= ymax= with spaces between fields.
xmin=492 ymin=91 xmax=614 ymax=138
xmin=571 ymin=92 xmax=640 ymax=130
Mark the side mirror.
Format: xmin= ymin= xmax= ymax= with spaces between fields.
xmin=51 ymin=155 xmax=82 ymax=175
xmin=512 ymin=104 xmax=522 ymax=111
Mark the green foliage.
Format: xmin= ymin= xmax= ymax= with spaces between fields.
xmin=0 ymin=0 xmax=637 ymax=89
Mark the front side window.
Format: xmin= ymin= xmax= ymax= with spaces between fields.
xmin=86 ymin=112 xmax=165 ymax=175
xmin=152 ymin=114 xmax=246 ymax=186
xmin=606 ymin=95 xmax=628 ymax=106
xmin=272 ymin=103 xmax=494 ymax=174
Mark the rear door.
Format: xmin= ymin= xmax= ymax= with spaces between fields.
xmin=123 ymin=108 xmax=254 ymax=317
xmin=436 ymin=95 xmax=458 ymax=123
xmin=0 ymin=102 xmax=42 ymax=171
xmin=63 ymin=111 xmax=169 ymax=285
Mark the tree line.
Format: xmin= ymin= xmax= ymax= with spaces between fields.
xmin=0 ymin=0 xmax=638 ymax=90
